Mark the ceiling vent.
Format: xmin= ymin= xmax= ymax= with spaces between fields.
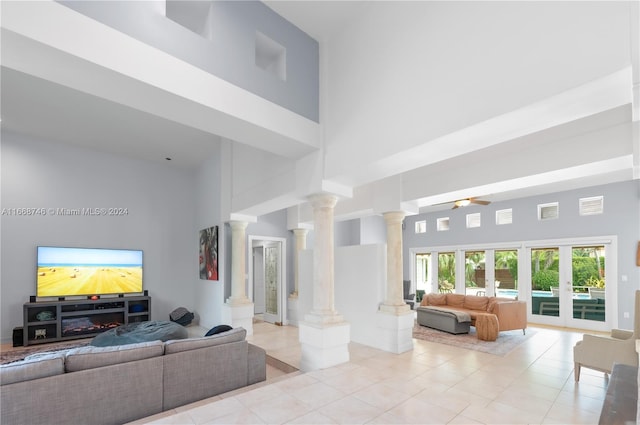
xmin=538 ymin=202 xmax=559 ymax=221
xmin=579 ymin=196 xmax=604 ymax=216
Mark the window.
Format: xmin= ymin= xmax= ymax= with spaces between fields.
xmin=437 ymin=217 xmax=450 ymax=231
xmin=496 ymin=209 xmax=513 ymax=225
xmin=415 ymin=220 xmax=426 ymax=233
xmin=579 ymin=196 xmax=604 ymax=216
xmin=466 ymin=213 xmax=481 ymax=228
xmin=538 ymin=202 xmax=559 ymax=221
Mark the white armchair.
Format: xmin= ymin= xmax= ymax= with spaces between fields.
xmin=573 ymin=290 xmax=640 ymax=381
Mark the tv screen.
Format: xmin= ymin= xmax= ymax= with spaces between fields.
xmin=37 ymin=246 xmax=143 ymax=297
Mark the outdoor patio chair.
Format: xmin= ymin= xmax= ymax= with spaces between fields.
xmin=573 ymin=290 xmax=639 ymax=381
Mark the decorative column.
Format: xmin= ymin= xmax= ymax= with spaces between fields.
xmin=299 ymin=193 xmax=350 ymax=371
xmin=288 ymin=228 xmax=307 ymax=326
xmin=376 ymin=211 xmax=413 ymax=353
xmin=223 ymin=220 xmax=254 ymax=335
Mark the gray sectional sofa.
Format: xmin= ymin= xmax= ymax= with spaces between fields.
xmin=0 ymin=327 xmax=266 ymax=425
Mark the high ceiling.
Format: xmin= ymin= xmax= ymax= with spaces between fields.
xmin=1 ymin=1 xmax=637 ymax=216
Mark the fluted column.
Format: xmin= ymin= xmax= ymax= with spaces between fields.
xmin=306 ymin=193 xmax=343 ymax=323
xmin=291 ymin=228 xmax=308 ymax=298
xmin=227 ymin=220 xmax=250 ymax=305
xmin=380 ymin=211 xmax=410 ymax=314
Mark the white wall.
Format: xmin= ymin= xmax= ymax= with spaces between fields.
xmin=193 ymin=152 xmax=225 ymax=329
xmin=298 ymin=244 xmax=387 ymax=350
xmin=0 ymin=131 xmax=199 ymax=343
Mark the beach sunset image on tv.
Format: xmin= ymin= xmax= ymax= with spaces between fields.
xmin=37 ymin=246 xmax=143 ymax=297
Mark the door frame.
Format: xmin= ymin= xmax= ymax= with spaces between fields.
xmin=247 ymin=235 xmax=287 ymax=325
xmin=410 ymin=235 xmax=618 ymax=331
xmin=524 ymin=236 xmax=617 ymax=331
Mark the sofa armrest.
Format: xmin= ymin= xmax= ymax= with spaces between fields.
xmin=492 ymin=301 xmax=527 ymax=332
xmin=610 ymin=329 xmax=633 ymax=340
xmin=247 ymin=343 xmax=266 ymax=385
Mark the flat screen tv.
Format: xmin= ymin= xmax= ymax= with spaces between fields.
xmin=37 ymin=246 xmax=143 ymax=297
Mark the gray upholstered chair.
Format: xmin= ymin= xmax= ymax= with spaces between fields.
xmin=573 ymin=290 xmax=639 ymax=381
xmin=403 ymin=280 xmax=415 ymax=310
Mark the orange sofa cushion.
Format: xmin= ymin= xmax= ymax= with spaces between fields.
xmin=446 ymin=293 xmax=466 ymax=307
xmin=425 ymin=293 xmax=447 ymax=306
xmin=463 ymin=295 xmax=489 ymax=311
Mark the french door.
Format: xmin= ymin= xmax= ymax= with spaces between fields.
xmin=526 ymin=239 xmax=615 ymax=332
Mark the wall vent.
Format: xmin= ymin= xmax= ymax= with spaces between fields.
xmin=579 ymin=196 xmax=604 ymax=216
xmin=415 ymin=220 xmax=426 ymax=234
xmin=495 ymin=209 xmax=513 ymax=225
xmin=466 ymin=213 xmax=481 ymax=228
xmin=538 ymin=202 xmax=559 ymax=221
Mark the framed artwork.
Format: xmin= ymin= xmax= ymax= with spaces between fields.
xmin=199 ymin=226 xmax=218 ymax=280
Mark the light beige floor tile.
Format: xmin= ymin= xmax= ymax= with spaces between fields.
xmin=137 ymin=411 xmax=196 ymax=425
xmin=289 ymin=381 xmax=348 ymax=410
xmin=553 ymin=390 xmax=605 ymax=414
xmin=248 ymin=393 xmax=314 ymax=424
xmin=386 ymin=397 xmax=458 ymax=424
xmin=203 ymin=410 xmax=265 ymax=425
xmin=320 ymin=369 xmax=380 ymax=394
xmin=182 ymin=397 xmax=245 ymax=425
xmin=447 ymin=414 xmax=484 ymax=424
xmin=234 ymin=383 xmax=287 ymax=408
xmin=317 ymin=395 xmax=385 ymax=424
xmin=461 ymin=400 xmax=546 ymax=424
xmin=352 ymin=382 xmax=412 ymax=411
xmin=542 ymin=401 xmax=602 ymax=424
xmin=284 ymin=411 xmax=338 ymax=424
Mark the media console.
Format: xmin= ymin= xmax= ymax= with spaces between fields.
xmin=23 ymin=295 xmax=151 ymax=346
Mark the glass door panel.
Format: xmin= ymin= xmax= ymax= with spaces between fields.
xmin=438 ymin=252 xmax=455 ymax=293
xmin=465 ymin=251 xmax=486 ymax=296
xmin=571 ymin=246 xmax=606 ymax=323
xmin=415 ymin=253 xmax=431 ymax=304
xmin=495 ymin=249 xmax=519 ymax=299
xmin=530 ymin=248 xmax=560 ymax=318
xmin=263 ymin=245 xmax=280 ymax=324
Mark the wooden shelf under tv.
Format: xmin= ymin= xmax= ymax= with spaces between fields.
xmin=23 ymin=295 xmax=151 ymax=346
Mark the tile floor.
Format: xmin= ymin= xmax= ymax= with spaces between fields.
xmin=131 ymin=322 xmax=609 ymax=424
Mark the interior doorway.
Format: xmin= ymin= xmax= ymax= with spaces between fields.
xmin=248 ymin=236 xmax=287 ymax=325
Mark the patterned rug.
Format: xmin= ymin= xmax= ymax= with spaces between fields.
xmin=412 ymin=322 xmax=535 ymax=356
xmin=0 ymin=340 xmax=91 ymax=364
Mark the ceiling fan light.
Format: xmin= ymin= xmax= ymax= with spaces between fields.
xmin=457 ymin=199 xmax=471 ymax=207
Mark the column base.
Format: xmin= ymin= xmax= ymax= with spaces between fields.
xmin=375 ymin=309 xmax=414 ymax=354
xmin=287 ymin=296 xmax=300 ymax=326
xmin=379 ymin=303 xmax=411 ymax=315
xmin=222 ymin=302 xmax=254 ymax=336
xmin=298 ymin=320 xmax=350 ymax=372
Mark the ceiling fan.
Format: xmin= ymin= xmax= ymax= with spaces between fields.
xmin=450 ymin=197 xmax=491 ymax=209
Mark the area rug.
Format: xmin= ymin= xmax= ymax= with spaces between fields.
xmin=412 ymin=322 xmax=535 ymax=356
xmin=0 ymin=340 xmax=91 ymax=364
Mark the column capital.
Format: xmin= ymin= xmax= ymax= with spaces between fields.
xmin=293 ymin=228 xmax=309 ymax=237
xmin=229 ymin=220 xmax=249 ymax=230
xmin=308 ymin=193 xmax=338 ymax=209
xmin=383 ymin=211 xmax=406 ymax=224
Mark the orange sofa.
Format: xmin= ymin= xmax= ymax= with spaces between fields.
xmin=419 ymin=293 xmax=527 ymax=335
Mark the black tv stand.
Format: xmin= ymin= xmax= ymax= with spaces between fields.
xmin=23 ymin=295 xmax=151 ymax=346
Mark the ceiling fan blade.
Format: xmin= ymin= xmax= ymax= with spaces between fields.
xmin=470 ymin=199 xmax=491 ymax=205
xmin=451 ymin=204 xmax=459 ymax=209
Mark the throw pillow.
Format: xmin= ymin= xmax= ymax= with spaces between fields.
xmin=205 ymin=324 xmax=233 ymax=337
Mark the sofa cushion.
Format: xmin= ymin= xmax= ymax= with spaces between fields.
xmin=463 ymin=295 xmax=489 ymax=311
xmin=0 ymin=352 xmax=65 ymax=385
xmin=64 ymin=340 xmax=164 ymax=372
xmin=91 ymin=320 xmax=188 ymax=347
xmin=164 ymin=327 xmax=246 ymax=355
xmin=425 ymin=293 xmax=447 ymax=306
xmin=446 ymin=293 xmax=466 ymax=307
